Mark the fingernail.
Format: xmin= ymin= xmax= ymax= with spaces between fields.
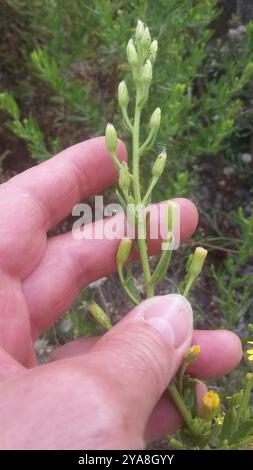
xmin=144 ymin=294 xmax=193 ymax=348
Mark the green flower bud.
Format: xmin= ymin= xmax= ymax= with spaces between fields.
xmin=246 ymin=372 xmax=253 ymax=382
xmin=150 ymin=107 xmax=161 ymax=129
xmin=88 ymin=303 xmax=112 ymax=330
xmin=118 ymin=81 xmax=129 ymax=108
xmin=152 ymin=151 xmax=167 ymax=178
xmin=149 ymin=40 xmax=158 ymax=63
xmin=127 ymin=39 xmax=138 ymax=66
xmin=184 ymin=345 xmax=201 ymax=364
xmin=116 ymin=238 xmax=132 ymax=266
xmin=142 ymin=59 xmax=152 ymax=83
xmin=188 ymin=247 xmax=207 ymax=278
xmin=105 ymin=123 xmax=117 ymax=153
xmin=140 ymin=27 xmax=151 ymax=50
xmin=135 ymin=19 xmax=145 ymax=43
xmin=119 ymin=163 xmax=131 ymax=194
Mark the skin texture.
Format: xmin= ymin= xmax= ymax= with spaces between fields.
xmin=0 ymin=137 xmax=242 ymax=449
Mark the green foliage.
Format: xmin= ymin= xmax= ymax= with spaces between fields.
xmin=1 ymin=0 xmax=253 ymax=175
xmin=211 ymin=258 xmax=252 ymax=330
xmin=0 ymin=92 xmax=55 ymax=162
xmin=233 ymin=203 xmax=253 ymax=264
xmin=170 ymin=373 xmax=253 ymax=450
xmin=31 ymin=49 xmax=65 ymax=95
xmin=211 ymin=205 xmax=253 ymax=330
xmin=0 ymin=0 xmax=253 ymax=451
xmin=148 ymin=1 xmax=253 ymax=160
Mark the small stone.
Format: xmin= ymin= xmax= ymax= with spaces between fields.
xmin=241 ymin=153 xmax=252 ymax=164
xmin=223 ymin=166 xmax=234 ymax=177
xmin=89 ymin=277 xmax=107 ymax=289
xmin=237 ymin=25 xmax=247 ymax=35
xmin=35 ymin=338 xmax=53 ymax=356
xmin=60 ymin=318 xmax=73 ymax=333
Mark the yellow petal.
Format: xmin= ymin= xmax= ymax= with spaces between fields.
xmin=247 ymin=349 xmax=253 ymax=354
xmin=202 ymin=390 xmax=220 ymax=410
xmin=247 ymin=341 xmax=253 ymax=345
xmin=249 ymin=355 xmax=253 ymax=361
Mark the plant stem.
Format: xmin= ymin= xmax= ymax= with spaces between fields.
xmin=132 ymin=88 xmax=154 ymax=298
xmin=142 ymin=176 xmax=158 ymax=205
xmin=178 ymin=362 xmax=188 ymax=396
xmin=122 ymin=108 xmax=133 ymax=132
xmin=139 ymin=127 xmax=157 ymax=156
xmin=111 ymin=150 xmax=122 ymax=170
xmin=168 ymin=383 xmax=199 ymax=436
xmin=183 ymin=277 xmax=193 ymax=297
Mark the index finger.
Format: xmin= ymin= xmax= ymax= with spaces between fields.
xmin=7 ymin=137 xmax=127 ymax=230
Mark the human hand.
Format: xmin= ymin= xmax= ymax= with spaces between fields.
xmin=0 ymin=138 xmax=242 ymax=449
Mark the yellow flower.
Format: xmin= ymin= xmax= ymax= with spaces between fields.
xmin=215 ymin=413 xmax=225 ymax=426
xmin=202 ymin=390 xmax=220 ymax=411
xmin=247 ymin=341 xmax=253 ymax=361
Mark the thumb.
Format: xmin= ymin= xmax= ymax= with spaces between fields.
xmin=90 ymin=294 xmax=193 ymax=432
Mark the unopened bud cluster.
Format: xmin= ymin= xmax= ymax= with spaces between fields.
xmin=126 ymin=20 xmax=158 ymax=88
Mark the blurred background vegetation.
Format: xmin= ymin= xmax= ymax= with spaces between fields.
xmin=0 ymin=0 xmax=253 ymax=439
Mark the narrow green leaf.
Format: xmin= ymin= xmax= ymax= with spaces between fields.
xmin=149 ymin=242 xmax=172 ymax=285
xmin=230 ymin=420 xmax=253 ymax=444
xmin=124 ymin=267 xmax=141 ymax=303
